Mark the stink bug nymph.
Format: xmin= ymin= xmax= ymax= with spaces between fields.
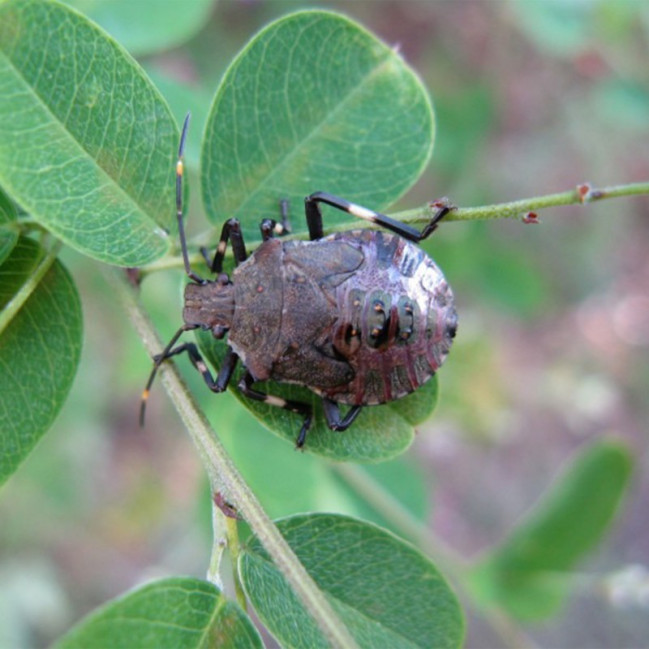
xmin=141 ymin=114 xmax=458 ymax=448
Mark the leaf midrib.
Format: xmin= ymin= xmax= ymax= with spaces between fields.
xmin=0 ymin=41 xmax=159 ymax=232
xmin=247 ymin=547 xmax=426 ymax=648
xmin=223 ymin=33 xmax=396 ymax=219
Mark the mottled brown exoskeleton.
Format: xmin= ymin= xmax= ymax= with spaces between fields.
xmin=142 ymin=115 xmax=458 ymax=447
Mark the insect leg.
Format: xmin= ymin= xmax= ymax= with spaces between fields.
xmin=199 ymin=246 xmax=212 ymax=267
xmin=276 ymin=198 xmax=292 ymax=235
xmin=322 ymin=398 xmax=363 ymax=431
xmin=140 ymin=323 xmax=197 ymax=425
xmin=207 ymin=218 xmax=248 ymax=273
xmin=259 ymin=199 xmax=293 ymax=241
xmin=305 ymin=191 xmax=453 ymax=242
xmin=259 ymin=218 xmax=276 ymax=242
xmin=140 ymin=325 xmax=238 ymax=425
xmin=238 ymin=372 xmax=314 ymax=448
xmin=304 ymin=196 xmax=324 ymax=240
xmin=159 ymin=343 xmax=239 ymax=393
xmin=175 ymin=116 xmax=252 ymax=278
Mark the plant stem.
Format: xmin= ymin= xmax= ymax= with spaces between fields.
xmin=207 ymin=501 xmax=226 ymax=590
xmin=142 ymin=182 xmax=649 ymax=276
xmin=107 ymin=267 xmax=360 ymax=649
xmin=391 ymin=181 xmax=649 ymax=224
xmin=225 ymin=516 xmax=247 ymax=611
xmin=140 ymin=180 xmax=649 ymax=275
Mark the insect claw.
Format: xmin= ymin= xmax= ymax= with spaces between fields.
xmin=295 ymin=414 xmax=313 ymax=449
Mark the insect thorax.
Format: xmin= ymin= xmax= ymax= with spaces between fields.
xmin=183 ymin=279 xmax=235 ymax=336
xmin=320 ymin=230 xmax=457 ymax=405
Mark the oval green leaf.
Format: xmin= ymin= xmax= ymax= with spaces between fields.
xmin=240 ymin=513 xmax=464 ymax=649
xmin=196 ymin=331 xmax=439 ymax=462
xmin=329 ymin=458 xmax=429 ymax=538
xmin=469 ymin=439 xmax=633 ymax=621
xmin=0 ymin=0 xmax=178 ymax=266
xmin=0 ymin=237 xmax=82 ymax=486
xmin=55 ymin=577 xmax=263 ymax=649
xmin=65 ymin=0 xmax=214 ymax=56
xmin=0 ymin=186 xmax=18 ymax=265
xmin=201 ymin=10 xmax=434 ymax=241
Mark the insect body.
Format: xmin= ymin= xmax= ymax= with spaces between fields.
xmin=142 ymin=115 xmax=457 ymax=448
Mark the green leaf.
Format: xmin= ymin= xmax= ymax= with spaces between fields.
xmin=65 ymin=0 xmax=214 ymax=56
xmin=146 ymin=70 xmax=212 ymax=168
xmin=201 ymin=10 xmax=434 ymax=241
xmin=469 ymin=439 xmax=633 ymax=621
xmin=197 ymin=331 xmax=439 ymax=461
xmin=0 ymin=186 xmax=18 ymax=266
xmin=209 ymin=399 xmax=348 ymax=519
xmin=330 ymin=458 xmax=429 ymax=538
xmin=0 ymin=0 xmax=178 ymax=266
xmin=240 ymin=513 xmax=464 ymax=649
xmin=0 ymin=237 xmax=82 ymax=486
xmin=55 ymin=577 xmax=263 ymax=649
xmin=205 ymin=398 xmax=429 ymax=526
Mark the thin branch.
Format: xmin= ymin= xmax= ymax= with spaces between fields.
xmin=106 ymin=267 xmax=360 ymax=649
xmin=392 ymin=181 xmax=649 ymax=225
xmin=206 ymin=500 xmax=227 ymax=590
xmin=140 ymin=181 xmax=649 ymax=276
xmin=225 ymin=516 xmax=247 ymax=611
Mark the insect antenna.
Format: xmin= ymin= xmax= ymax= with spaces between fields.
xmin=139 ymin=324 xmax=197 ymax=426
xmin=139 ymin=112 xmax=199 ymax=425
xmin=176 ymin=112 xmax=204 ymax=284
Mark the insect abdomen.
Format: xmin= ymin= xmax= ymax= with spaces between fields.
xmin=323 ymin=230 xmax=457 ymax=405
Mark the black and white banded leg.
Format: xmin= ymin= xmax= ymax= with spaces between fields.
xmin=276 ymin=198 xmax=292 ymax=235
xmin=259 ymin=198 xmax=293 ymax=242
xmin=304 ymin=191 xmax=453 ymax=242
xmin=140 ymin=324 xmax=242 ymax=425
xmin=203 ymin=218 xmax=248 ymax=273
xmin=238 ymin=372 xmax=314 ymax=448
xmin=163 ymin=342 xmax=238 ymax=392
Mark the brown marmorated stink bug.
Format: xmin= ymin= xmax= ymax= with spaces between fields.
xmin=141 ymin=115 xmax=458 ymax=448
